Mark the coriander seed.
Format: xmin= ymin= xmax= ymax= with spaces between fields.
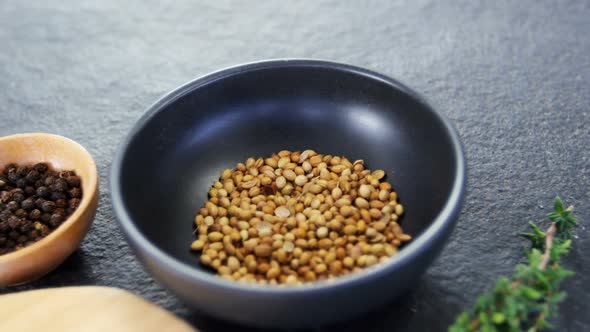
xmin=191 ymin=150 xmax=411 ymax=285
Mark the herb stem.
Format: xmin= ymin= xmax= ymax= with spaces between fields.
xmin=538 ymin=223 xmax=556 ymax=271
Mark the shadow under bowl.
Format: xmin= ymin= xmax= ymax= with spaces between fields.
xmin=110 ymin=59 xmax=465 ymax=328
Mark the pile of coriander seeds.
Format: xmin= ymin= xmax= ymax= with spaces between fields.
xmin=0 ymin=163 xmax=83 ymax=255
xmin=192 ymin=150 xmax=411 ymax=285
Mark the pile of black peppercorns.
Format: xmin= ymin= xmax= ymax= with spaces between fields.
xmin=0 ymin=163 xmax=83 ymax=255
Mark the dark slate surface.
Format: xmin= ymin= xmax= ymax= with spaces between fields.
xmin=1 ymin=1 xmax=588 ymax=331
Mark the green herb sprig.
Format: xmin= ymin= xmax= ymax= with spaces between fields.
xmin=449 ymin=197 xmax=578 ymax=332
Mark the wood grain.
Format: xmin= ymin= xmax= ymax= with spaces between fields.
xmin=0 ymin=286 xmax=197 ymax=332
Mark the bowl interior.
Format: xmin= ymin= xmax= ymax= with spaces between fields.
xmin=118 ymin=63 xmax=458 ymax=271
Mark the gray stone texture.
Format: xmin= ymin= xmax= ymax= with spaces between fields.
xmin=1 ymin=1 xmax=588 ymax=331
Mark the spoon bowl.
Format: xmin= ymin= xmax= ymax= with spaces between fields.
xmin=0 ymin=133 xmax=98 ymax=286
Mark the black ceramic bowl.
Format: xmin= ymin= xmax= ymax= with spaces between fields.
xmin=110 ymin=59 xmax=465 ymax=328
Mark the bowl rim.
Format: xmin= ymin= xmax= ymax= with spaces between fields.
xmin=110 ymin=58 xmax=466 ymax=293
xmin=0 ymin=133 xmax=98 ymax=264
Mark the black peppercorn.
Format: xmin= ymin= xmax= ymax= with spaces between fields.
xmin=50 ymin=191 xmax=66 ymax=201
xmin=39 ymin=225 xmax=50 ymax=237
xmin=50 ymin=214 xmax=64 ymax=227
xmin=7 ymin=215 xmax=20 ymax=229
xmin=15 ymin=166 xmax=29 ymax=177
xmin=40 ymin=213 xmax=52 ymax=223
xmin=66 ymin=176 xmax=81 ymax=187
xmin=54 ymin=208 xmax=66 ymax=216
xmin=25 ymin=170 xmax=40 ymax=184
xmin=17 ymin=235 xmax=27 ymax=244
xmin=44 ymin=175 xmax=56 ymax=186
xmin=14 ymin=209 xmax=26 ymax=218
xmin=21 ymin=197 xmax=35 ymax=211
xmin=1 ymin=191 xmax=11 ymax=203
xmin=24 ymin=186 xmax=35 ymax=196
xmin=42 ymin=200 xmax=56 ymax=213
xmin=1 ymin=162 xmax=82 ymax=255
xmin=35 ymin=198 xmax=45 ymax=209
xmin=29 ymin=209 xmax=41 ymax=220
xmin=0 ymin=210 xmax=10 ymax=222
xmin=33 ymin=163 xmax=49 ymax=173
xmin=69 ymin=198 xmax=81 ymax=209
xmin=19 ymin=220 xmax=32 ymax=233
xmin=7 ymin=170 xmax=19 ymax=183
xmin=69 ymin=187 xmax=82 ymax=199
xmin=15 ymin=178 xmax=28 ymax=189
xmin=2 ymin=164 xmax=16 ymax=175
xmin=11 ymin=189 xmax=25 ymax=202
xmin=53 ymin=178 xmax=68 ymax=192
xmin=60 ymin=170 xmax=76 ymax=178
xmin=6 ymin=201 xmax=19 ymax=211
xmin=55 ymin=198 xmax=67 ymax=208
xmin=36 ymin=186 xmax=51 ymax=198
xmin=28 ymin=229 xmax=40 ymax=239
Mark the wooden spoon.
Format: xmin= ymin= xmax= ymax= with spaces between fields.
xmin=0 ymin=133 xmax=99 ymax=286
xmin=0 ymin=286 xmax=197 ymax=332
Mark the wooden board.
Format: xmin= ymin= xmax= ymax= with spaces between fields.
xmin=0 ymin=286 xmax=197 ymax=332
